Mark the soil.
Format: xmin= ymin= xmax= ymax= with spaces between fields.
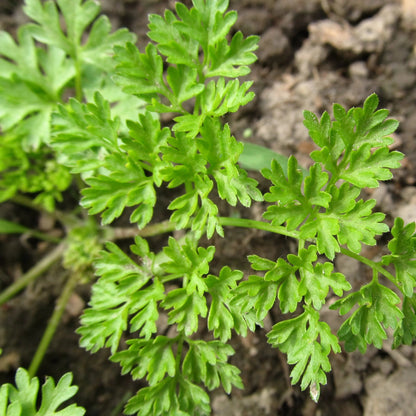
xmin=1 ymin=0 xmax=416 ymax=415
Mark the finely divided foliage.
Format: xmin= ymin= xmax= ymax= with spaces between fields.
xmin=0 ymin=368 xmax=85 ymax=416
xmin=1 ymin=0 xmax=416 ymax=414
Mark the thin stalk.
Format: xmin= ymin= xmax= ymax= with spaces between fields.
xmin=11 ymin=194 xmax=46 ymax=212
xmin=28 ymin=271 xmax=80 ymax=377
xmin=174 ymin=336 xmax=184 ymax=380
xmin=108 ymin=220 xmax=177 ymax=240
xmin=219 ymin=216 xmax=300 ymax=239
xmin=12 ymin=195 xmax=80 ymax=228
xmin=107 ymin=216 xmax=399 ymax=290
xmin=340 ymin=247 xmax=396 ymax=284
xmin=74 ymin=55 xmax=83 ymax=101
xmin=0 ymin=242 xmax=66 ymax=306
xmin=26 ymin=230 xmax=62 ymax=244
xmin=108 ymin=217 xmax=301 ymax=242
xmin=110 ymin=391 xmax=134 ymax=416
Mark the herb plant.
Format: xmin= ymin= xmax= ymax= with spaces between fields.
xmin=0 ymin=0 xmax=415 ymax=415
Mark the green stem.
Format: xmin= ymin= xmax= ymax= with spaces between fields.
xmin=12 ymin=195 xmax=80 ymax=228
xmin=372 ymin=268 xmax=379 ymax=283
xmin=110 ymin=391 xmax=134 ymax=416
xmin=107 ymin=220 xmax=177 ymax=241
xmin=340 ymin=247 xmax=396 ymax=284
xmin=74 ymin=55 xmax=83 ymax=101
xmin=0 ymin=243 xmax=66 ymax=306
xmin=218 ymin=216 xmax=300 ymax=239
xmin=108 ymin=217 xmax=299 ymax=241
xmin=27 ymin=230 xmax=61 ymax=244
xmin=28 ymin=271 xmax=80 ymax=377
xmin=174 ymin=336 xmax=184 ymax=380
xmin=111 ymin=217 xmax=397 ymax=289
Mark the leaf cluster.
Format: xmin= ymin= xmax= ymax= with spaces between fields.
xmin=78 ymin=235 xmax=244 ymax=415
xmin=263 ymin=94 xmax=401 ymax=260
xmin=0 ymin=0 xmax=138 ymax=209
xmin=53 ymin=0 xmax=262 ymax=238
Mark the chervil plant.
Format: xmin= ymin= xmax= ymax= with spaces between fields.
xmin=1 ymin=0 xmax=416 ymax=414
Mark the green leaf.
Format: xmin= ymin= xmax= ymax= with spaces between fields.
xmin=148 ymin=9 xmax=199 ymax=67
xmin=214 ymin=167 xmax=262 ymax=207
xmin=114 ymin=42 xmax=168 ymax=100
xmin=166 ymin=65 xmax=205 ymax=108
xmin=299 ymin=261 xmax=351 ymax=309
xmin=393 ymin=294 xmax=416 ymax=347
xmin=25 ymin=0 xmax=134 ymax=72
xmin=52 ymin=93 xmax=121 ymax=176
xmin=124 ymin=377 xmax=182 ymax=416
xmin=183 ymin=340 xmax=243 ymax=393
xmin=172 ymin=113 xmax=205 ymax=138
xmin=162 ymin=238 xmax=214 ymax=283
xmin=200 ymin=78 xmax=255 ymax=117
xmin=206 ymin=32 xmax=259 ymax=77
xmin=263 ymin=157 xmax=308 ymax=229
xmin=267 ymin=307 xmax=340 ymax=402
xmin=177 ymin=377 xmax=211 ymax=416
xmin=239 ymin=142 xmax=288 ymax=173
xmin=80 ymin=16 xmax=135 ymax=71
xmin=0 ymin=28 xmax=72 ymax=148
xmin=352 ymin=93 xmax=399 ymax=148
xmin=162 ymin=133 xmax=207 ymax=186
xmin=3 ymin=368 xmax=85 ymax=416
xmin=162 ymin=289 xmax=208 ymax=336
xmin=205 ymin=267 xmax=246 ymax=341
xmin=81 ymin=153 xmax=156 ymax=227
xmin=331 ymin=280 xmax=403 ymax=351
xmin=340 ymin=145 xmax=403 ymax=188
xmin=159 ymin=239 xmax=215 ymax=335
xmin=231 ymin=275 xmax=278 ymax=324
xmin=300 ymin=216 xmax=340 ymax=259
xmin=337 ymin=199 xmax=388 ymax=253
xmin=24 ymin=0 xmax=98 ymax=53
xmin=303 ymin=164 xmax=331 ymax=208
xmin=303 ymin=110 xmax=331 ymax=148
xmin=264 ymin=160 xmax=332 ymax=239
xmin=382 ymin=217 xmax=416 ymax=297
xmin=246 ymin=255 xmax=302 ymax=314
xmin=112 ymin=336 xmax=176 ymax=385
xmin=78 ymin=240 xmax=161 ymax=353
xmin=287 ymin=245 xmax=350 ymax=308
xmin=175 ymin=1 xmax=237 ymax=52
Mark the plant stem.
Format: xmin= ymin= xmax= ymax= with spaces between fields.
xmin=27 ymin=230 xmax=62 ymax=244
xmin=107 ymin=220 xmax=177 ymax=240
xmin=74 ymin=54 xmax=83 ymax=102
xmin=219 ymin=216 xmax=300 ymax=239
xmin=110 ymin=217 xmax=398 ymax=288
xmin=0 ymin=242 xmax=66 ymax=306
xmin=12 ymin=194 xmax=80 ymax=228
xmin=110 ymin=391 xmax=134 ymax=416
xmin=340 ymin=247 xmax=396 ymax=284
xmin=28 ymin=271 xmax=80 ymax=377
xmin=175 ymin=336 xmax=184 ymax=379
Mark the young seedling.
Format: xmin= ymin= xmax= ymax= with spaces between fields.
xmin=0 ymin=0 xmax=415 ymax=415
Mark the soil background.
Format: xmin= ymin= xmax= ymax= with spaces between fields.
xmin=1 ymin=0 xmax=416 ymax=415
